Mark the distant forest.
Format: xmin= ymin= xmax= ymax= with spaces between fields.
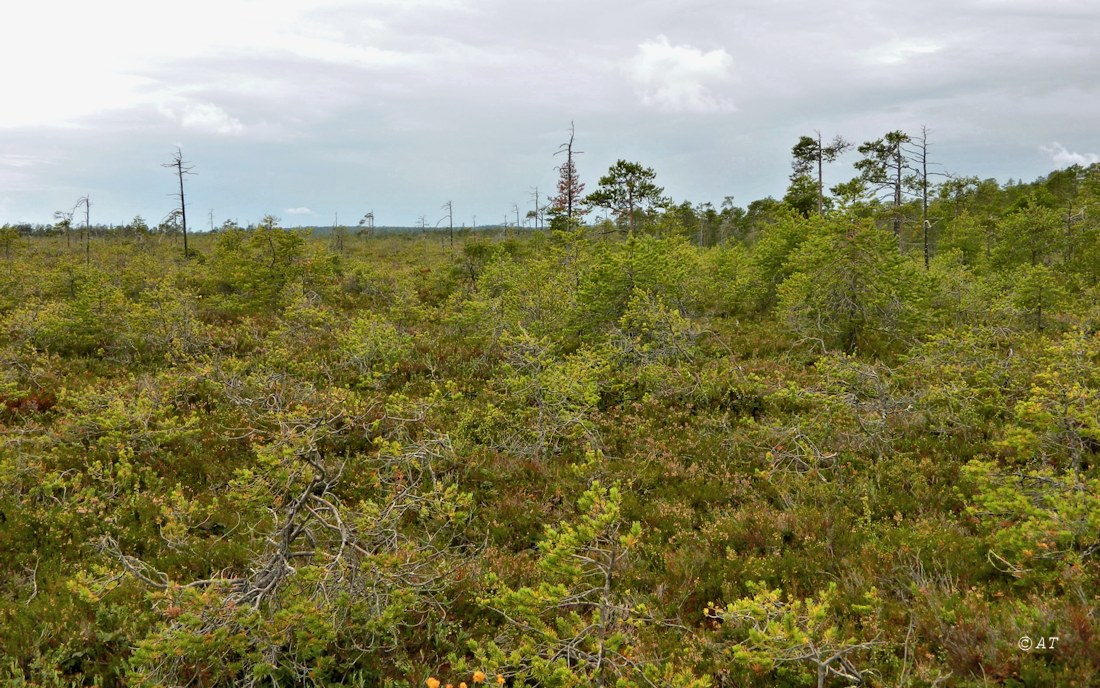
xmin=1 ymin=134 xmax=1099 ymax=687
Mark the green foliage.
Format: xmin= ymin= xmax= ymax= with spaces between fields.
xmin=3 ymin=207 xmax=1099 ymax=687
xmin=962 ymin=460 xmax=1099 ymax=586
xmin=997 ymin=330 xmax=1100 ymax=469
xmin=585 ymin=160 xmax=671 ymax=235
xmin=30 ymin=265 xmax=130 ymax=356
xmin=708 ymin=582 xmax=881 ymax=688
xmin=476 ymin=332 xmax=609 ymax=460
xmin=613 ymin=288 xmax=699 ymax=367
xmin=1005 ymin=263 xmax=1069 ymax=332
xmin=474 ymin=247 xmax=579 ymax=342
xmin=0 ymin=225 xmax=21 ymax=263
xmin=336 ymin=309 xmax=415 ymax=389
xmin=697 ymin=242 xmax=756 ymax=315
xmin=126 ymin=377 xmax=473 ymax=686
xmin=574 ymin=235 xmax=699 ymax=335
xmin=854 ymin=131 xmax=910 ymax=194
xmin=478 ymin=478 xmax=704 ymax=687
xmin=205 ymin=225 xmax=315 ymax=316
xmin=938 ymin=210 xmax=995 ymax=266
xmin=923 ymin=249 xmax=1000 ymax=327
xmin=788 ymin=133 xmax=851 ymax=217
xmin=739 ymin=208 xmax=820 ymax=310
xmin=777 ymin=221 xmax=925 ymax=353
xmin=782 ymin=174 xmax=820 ymax=218
xmin=992 ymin=202 xmax=1065 ymax=269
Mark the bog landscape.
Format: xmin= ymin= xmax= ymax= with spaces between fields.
xmin=1 ymin=133 xmax=1099 ymax=687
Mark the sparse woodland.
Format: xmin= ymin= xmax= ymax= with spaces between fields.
xmin=1 ymin=155 xmax=1099 ymax=687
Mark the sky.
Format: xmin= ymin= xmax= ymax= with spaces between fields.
xmin=2 ymin=0 xmax=1099 ymax=228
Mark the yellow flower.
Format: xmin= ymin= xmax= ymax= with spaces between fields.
xmin=497 ymin=675 xmax=505 ymax=686
xmin=472 ymin=671 xmax=486 ymax=684
xmin=426 ymin=679 xmax=440 ymax=688
xmin=460 ymin=683 xmax=468 ymax=688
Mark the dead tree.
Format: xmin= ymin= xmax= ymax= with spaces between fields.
xmin=530 ymin=186 xmax=544 ymax=229
xmin=551 ymin=121 xmax=585 ymax=228
xmin=357 ymin=211 xmax=375 ymax=238
xmin=162 ymin=147 xmax=195 ymax=259
xmin=441 ymin=201 xmax=454 ymax=249
xmin=75 ymin=196 xmax=91 ymax=266
xmin=904 ymin=126 xmax=948 ymax=269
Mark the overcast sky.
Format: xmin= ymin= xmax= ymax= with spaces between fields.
xmin=2 ymin=0 xmax=1098 ymax=227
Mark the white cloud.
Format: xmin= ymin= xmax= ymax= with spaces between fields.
xmin=180 ymin=103 xmax=246 ymax=136
xmin=285 ymin=207 xmax=313 ymax=215
xmin=0 ymin=1 xmax=416 ymax=130
xmin=629 ymin=35 xmax=735 ymax=114
xmin=0 ymin=67 xmax=153 ymax=128
xmin=155 ymin=100 xmax=245 ymax=135
xmin=866 ymin=40 xmax=943 ymax=66
xmin=1040 ymin=142 xmax=1100 ymax=167
xmin=275 ymin=35 xmax=429 ymax=70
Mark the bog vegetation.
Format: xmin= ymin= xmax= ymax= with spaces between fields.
xmin=1 ymin=147 xmax=1099 ymax=686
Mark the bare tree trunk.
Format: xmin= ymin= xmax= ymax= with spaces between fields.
xmin=163 ymin=147 xmax=194 ymax=259
xmin=817 ymin=131 xmax=825 ymax=217
xmin=74 ymin=196 xmax=91 ymax=266
xmin=441 ymin=201 xmax=454 ymax=250
xmin=84 ymin=197 xmax=90 ymax=266
xmin=900 ymin=126 xmax=946 ymax=266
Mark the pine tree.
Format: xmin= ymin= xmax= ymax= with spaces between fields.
xmin=549 ymin=122 xmax=585 ymax=231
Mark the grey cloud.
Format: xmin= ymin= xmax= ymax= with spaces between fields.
xmin=2 ymin=0 xmax=1099 ymax=225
